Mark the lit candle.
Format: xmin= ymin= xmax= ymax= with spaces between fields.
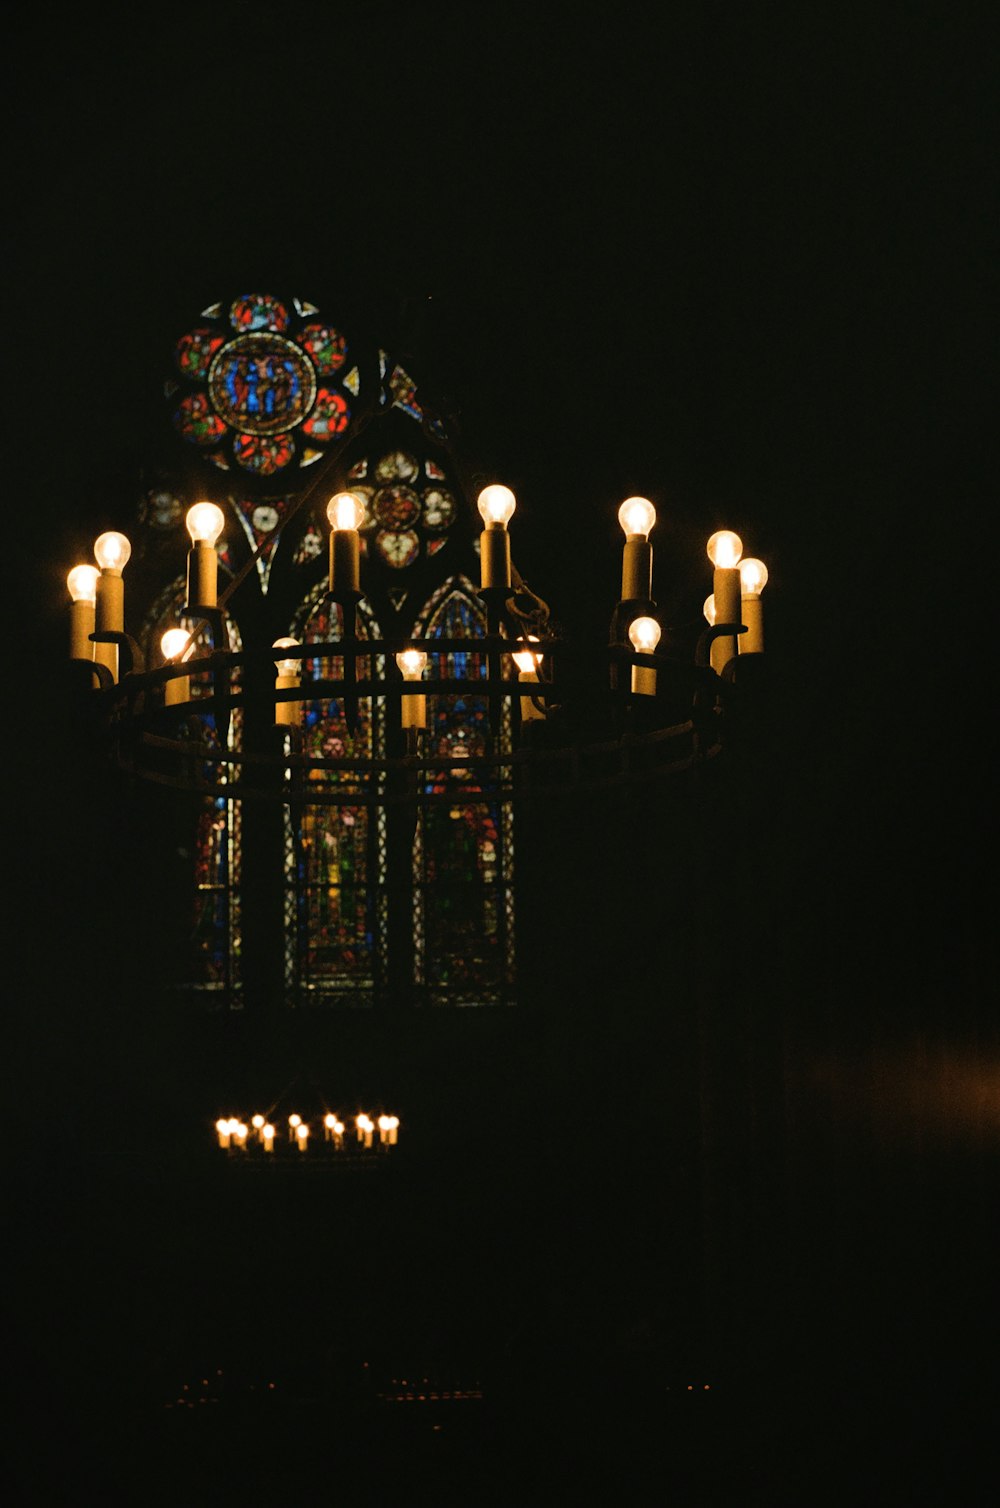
xmin=273 ymin=638 xmax=302 ymax=727
xmin=627 ymin=616 xmax=661 ymax=696
xmin=93 ymin=530 xmax=131 ymax=682
xmin=477 ymin=485 xmax=516 ymax=592
xmin=395 ymin=649 xmax=428 ymax=730
xmin=262 ymin=1124 xmax=275 ymax=1153
xmin=161 ymin=628 xmax=192 ymax=707
xmin=296 ymin=1123 xmax=309 ymax=1153
xmin=617 ymin=497 xmax=656 ymax=603
xmin=512 ymin=637 xmax=545 ymax=721
xmin=67 ymin=565 xmax=98 ymax=664
xmin=738 ymin=558 xmax=768 ymax=655
xmin=706 ymin=530 xmax=743 ymax=674
xmin=185 ymin=503 xmax=225 ymax=611
xmin=327 ymin=492 xmax=366 ymax=600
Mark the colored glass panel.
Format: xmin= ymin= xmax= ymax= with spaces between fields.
xmin=421 ymin=488 xmax=456 ymax=532
xmin=173 ymin=393 xmax=227 ymax=447
xmin=375 ymin=450 xmax=420 ymax=483
xmin=373 ymin=484 xmax=420 ymax=528
xmin=229 ymin=293 xmax=290 ymax=332
xmin=376 ymin=529 xmax=419 ymax=569
xmin=175 ymin=327 xmax=225 ymax=379
xmin=209 ymin=332 xmax=316 ymax=435
xmin=233 ymin=432 xmax=295 ymax=474
xmin=300 ymin=388 xmax=350 ymax=440
xmin=296 ymin=323 xmax=347 ymax=373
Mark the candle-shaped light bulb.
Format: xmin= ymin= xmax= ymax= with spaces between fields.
xmin=262 ymin=1124 xmax=275 ymax=1151
xmin=477 ymin=484 xmax=516 ymax=529
xmin=186 ymin=502 xmax=225 ymax=546
xmin=93 ymin=531 xmax=132 ymax=573
xmin=617 ymin=496 xmax=656 ymax=540
xmin=739 ymin=557 xmax=768 ymax=654
xmin=273 ymin=638 xmax=301 ymax=727
xmin=703 ymin=595 xmax=717 ymax=626
xmin=93 ymin=532 xmax=131 ymax=681
xmin=396 ymin=648 xmax=427 ymax=730
xmin=327 ymin=492 xmax=364 ymax=599
xmin=251 ymin=1114 xmax=265 ymax=1132
xmin=707 ymin=531 xmax=743 ymax=673
xmin=67 ymin=565 xmax=99 ymax=662
xmin=706 ymin=531 xmax=743 ymax=569
xmin=327 ymin=491 xmax=366 ymax=532
xmin=628 ymin=615 xmax=661 ymax=696
xmin=296 ymin=1124 xmax=309 ymax=1151
xmin=477 ymin=485 xmax=515 ymax=592
xmin=513 ymin=635 xmax=545 ymax=723
xmin=618 ymin=499 xmax=656 ymax=603
xmin=185 ymin=504 xmax=223 ymax=610
xmin=161 ymin=627 xmax=193 ymax=707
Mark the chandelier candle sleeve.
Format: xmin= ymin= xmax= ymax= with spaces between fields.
xmin=477 ymin=485 xmax=516 ymax=591
xmin=273 ymin=638 xmax=302 ymax=727
xmin=706 ymin=531 xmax=743 ymax=673
xmin=396 ymin=649 xmax=428 ymax=730
xmin=93 ymin=531 xmax=131 ymax=682
xmin=327 ymin=492 xmax=365 ymax=600
xmin=161 ymin=628 xmax=192 ymax=707
xmin=738 ymin=557 xmax=768 ymax=654
xmin=618 ymin=497 xmax=656 ymax=603
xmin=628 ymin=616 xmax=661 ymax=694
xmin=67 ymin=565 xmax=98 ymax=663
xmin=512 ymin=637 xmax=545 ymax=721
xmin=185 ymin=503 xmax=224 ymax=611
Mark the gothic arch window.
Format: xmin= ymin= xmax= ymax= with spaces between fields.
xmin=283 ymin=583 xmax=386 ymax=1006
xmin=411 ymin=577 xmax=516 ymax=1006
xmin=142 ymin=581 xmax=245 ymax=1002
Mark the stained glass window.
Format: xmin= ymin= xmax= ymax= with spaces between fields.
xmin=413 ymin=578 xmax=515 ymax=1005
xmin=284 ymin=587 xmax=385 ymax=1005
xmin=142 ymin=581 xmax=244 ymax=1003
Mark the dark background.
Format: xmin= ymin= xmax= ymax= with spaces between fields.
xmin=6 ymin=7 xmax=995 ymax=1500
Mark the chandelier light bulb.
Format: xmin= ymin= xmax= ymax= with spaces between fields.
xmin=628 ymin=616 xmax=662 ymax=654
xmin=512 ymin=636 xmax=542 ymax=675
xmin=703 ymin=595 xmax=717 ymax=626
xmin=477 ymin=484 xmax=516 ymax=528
xmin=706 ymin=530 xmax=743 ymax=569
xmin=93 ymin=531 xmax=131 ymax=573
xmin=67 ymin=564 xmax=99 ymax=604
xmin=272 ymin=637 xmax=301 ymax=677
xmin=618 ymin=496 xmax=656 ymax=540
xmin=327 ymin=492 xmax=366 ymax=531
xmin=161 ymin=628 xmax=191 ymax=662
xmin=186 ymin=502 xmax=225 ymax=546
xmin=739 ymin=558 xmax=769 ymax=597
xmin=396 ymin=649 xmax=428 ymax=680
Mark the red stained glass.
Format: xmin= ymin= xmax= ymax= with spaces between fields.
xmin=173 ymin=393 xmax=227 ymax=447
xmin=296 ymin=323 xmax=347 ymax=373
xmin=229 ymin=293 xmax=290 ymax=332
xmin=301 ymin=389 xmax=350 ymax=440
xmin=175 ymin=328 xmax=225 ymax=380
xmin=233 ymin=432 xmax=295 ymax=474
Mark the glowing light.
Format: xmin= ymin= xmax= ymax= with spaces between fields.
xmin=628 ymin=616 xmax=661 ymax=654
xmin=185 ymin=502 xmax=225 ymax=546
xmin=477 ymin=484 xmax=516 ymax=528
xmin=327 ymin=491 xmax=366 ymax=531
xmin=703 ymin=595 xmax=717 ymax=626
xmin=617 ymin=496 xmax=656 ymax=539
xmin=251 ymin=1114 xmax=264 ymax=1130
xmin=706 ymin=530 xmax=743 ymax=569
xmin=512 ymin=636 xmax=542 ymax=675
xmin=93 ymin=531 xmax=131 ymax=572
xmin=739 ymin=557 xmax=768 ymax=597
xmin=67 ymin=565 xmax=99 ymax=604
xmin=161 ymin=628 xmax=191 ymax=662
xmin=272 ymin=637 xmax=301 ymax=677
xmin=288 ymin=1113 xmax=301 ymax=1127
xmin=396 ymin=649 xmax=428 ymax=679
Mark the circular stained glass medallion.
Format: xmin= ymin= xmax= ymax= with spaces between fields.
xmin=376 ymin=529 xmax=419 ymax=569
xmin=375 ymin=450 xmax=420 ymax=483
xmin=175 ymin=328 xmax=225 ymax=380
xmin=209 ymin=333 xmax=316 ymax=437
xmin=300 ymin=388 xmax=350 ymax=440
xmin=373 ymin=485 xmax=420 ymax=529
xmin=229 ymin=293 xmax=290 ymax=332
xmin=233 ymin=433 xmax=296 ymax=476
xmin=422 ymin=488 xmax=457 ymax=532
xmin=296 ymin=323 xmax=347 ymax=373
xmin=173 ymin=393 xmax=227 ymax=447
